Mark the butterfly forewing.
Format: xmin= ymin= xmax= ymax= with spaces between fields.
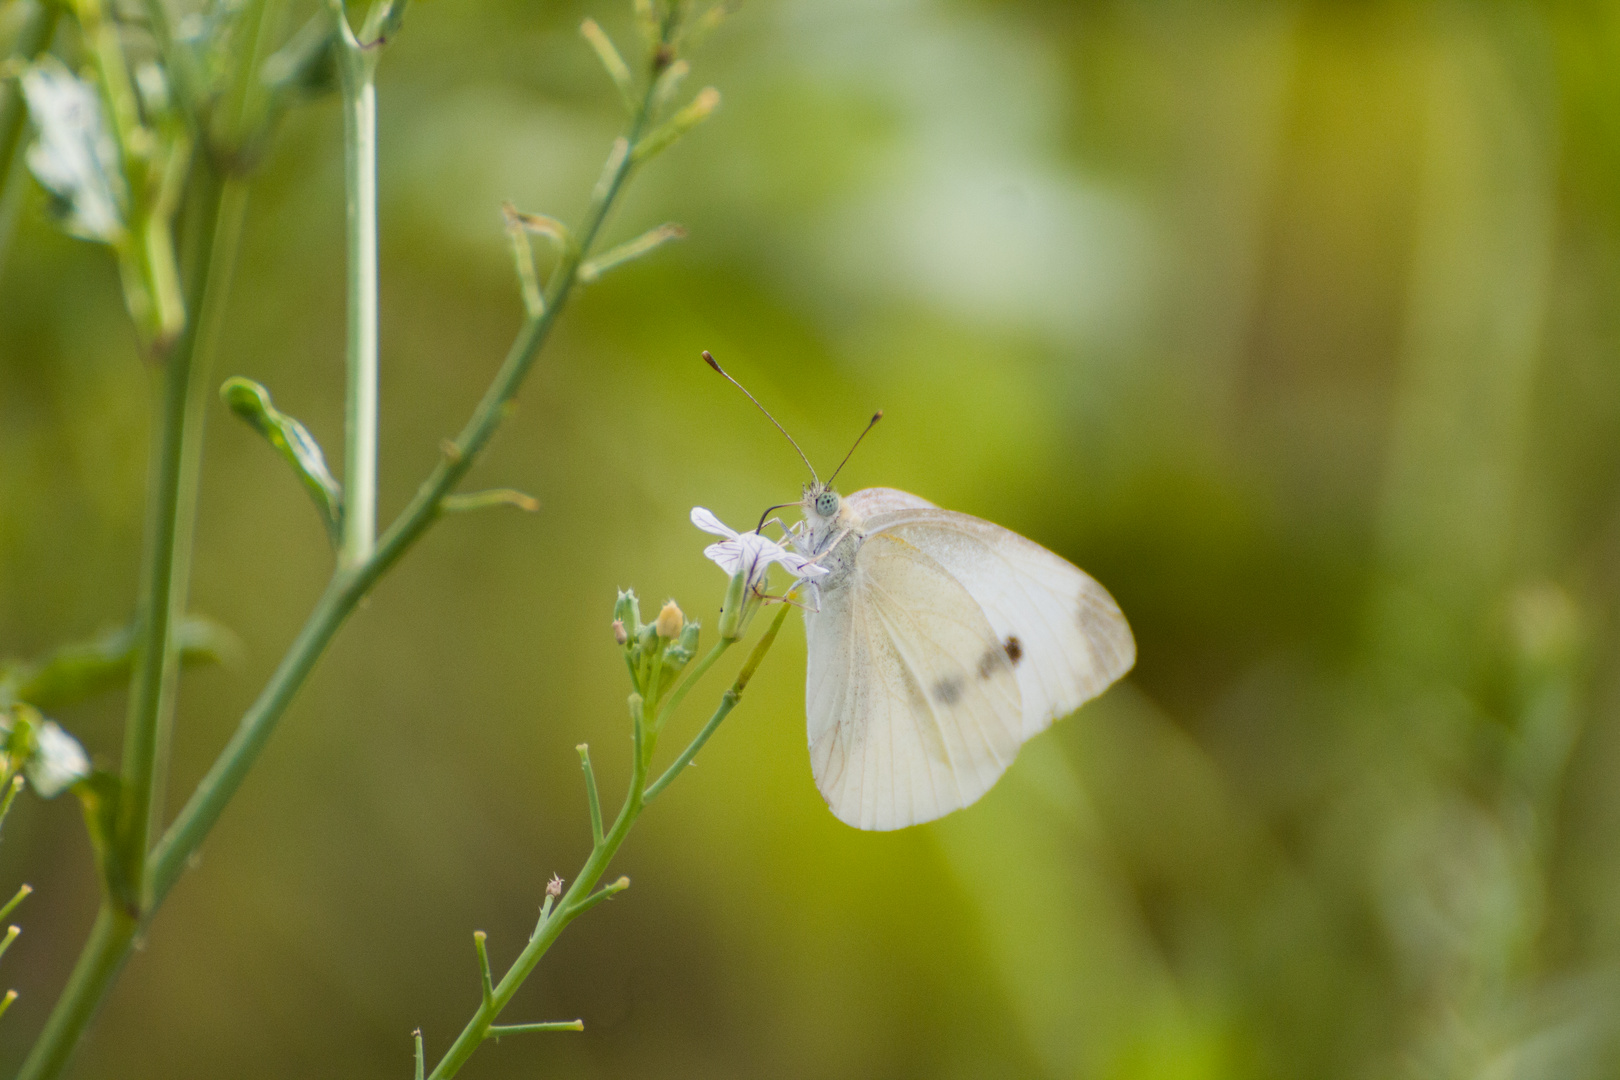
xmin=858 ymin=506 xmax=1135 ymax=740
xmin=805 ymin=532 xmax=1023 ymax=830
xmin=844 ymin=487 xmax=938 ymax=517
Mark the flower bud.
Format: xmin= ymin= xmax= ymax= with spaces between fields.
xmin=613 ymin=589 xmax=642 ymax=635
xmin=661 ymin=620 xmax=701 ymax=675
xmin=611 ymin=619 xmax=628 ymax=645
xmin=718 ymin=568 xmax=746 ymax=640
xmin=546 ymin=874 xmax=564 ymax=898
xmin=655 ymin=600 xmax=684 ymax=639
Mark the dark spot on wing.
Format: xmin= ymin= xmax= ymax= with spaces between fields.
xmin=977 ymin=635 xmax=1022 ymax=680
xmin=932 ymin=675 xmax=965 ymax=705
xmin=898 ymin=661 xmax=929 ymax=707
xmin=976 ymin=650 xmax=1000 ymax=679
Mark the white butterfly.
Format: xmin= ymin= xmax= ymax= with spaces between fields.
xmin=698 ymin=351 xmax=1134 ymax=831
xmin=787 ymin=483 xmax=1135 ymax=830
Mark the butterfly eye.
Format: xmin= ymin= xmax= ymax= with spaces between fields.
xmin=815 ymin=490 xmax=840 ymax=517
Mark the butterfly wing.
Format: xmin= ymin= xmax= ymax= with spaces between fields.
xmin=858 ymin=503 xmax=1135 ymax=739
xmin=804 ymin=532 xmax=1023 ymax=830
xmin=844 ymin=487 xmax=938 ymax=516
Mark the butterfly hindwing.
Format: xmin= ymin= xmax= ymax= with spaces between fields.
xmin=858 ymin=503 xmax=1135 ymax=739
xmin=804 ymin=532 xmax=1023 ymax=830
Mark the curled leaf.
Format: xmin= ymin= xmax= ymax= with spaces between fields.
xmin=221 ymin=377 xmax=344 ymax=543
xmin=73 ymin=770 xmax=137 ymax=913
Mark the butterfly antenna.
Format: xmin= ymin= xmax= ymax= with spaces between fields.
xmin=703 ymin=351 xmax=818 ymax=484
xmin=825 ymin=411 xmax=883 ymax=487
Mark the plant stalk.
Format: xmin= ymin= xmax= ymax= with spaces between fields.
xmin=338 ymin=40 xmax=379 ymax=568
xmin=26 ymin=10 xmax=694 ymax=1076
xmin=13 ymin=907 xmax=137 ymax=1080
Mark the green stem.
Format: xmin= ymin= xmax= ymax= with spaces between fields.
xmin=337 ymin=30 xmax=378 ymax=568
xmin=114 ymin=160 xmax=233 ymax=909
xmin=21 ymin=165 xmax=247 ymax=1080
xmin=15 ymin=907 xmax=137 ymax=1080
xmin=426 ymin=605 xmax=789 ymax=1080
xmin=645 ymin=605 xmax=788 ymax=802
xmin=653 ymin=638 xmax=731 ymax=732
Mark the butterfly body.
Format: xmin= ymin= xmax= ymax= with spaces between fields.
xmin=791 ymin=486 xmax=1134 ymax=831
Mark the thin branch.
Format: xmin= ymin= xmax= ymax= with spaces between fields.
xmin=645 ymin=603 xmax=788 ymax=802
xmin=438 ymin=489 xmax=539 ymax=514
xmin=567 ymin=875 xmax=629 ymax=916
xmin=577 ymin=744 xmax=603 ymax=846
xmin=0 ymin=884 xmax=32 ymax=924
xmin=486 ymin=1020 xmax=584 ymax=1036
xmin=473 ymin=931 xmax=493 ymax=1007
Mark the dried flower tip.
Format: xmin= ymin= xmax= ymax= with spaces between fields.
xmin=612 ymin=619 xmax=629 ymax=645
xmin=656 ymin=600 xmax=684 ymax=639
xmin=546 ymin=874 xmax=564 ymax=898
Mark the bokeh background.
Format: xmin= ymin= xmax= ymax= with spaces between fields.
xmin=5 ymin=0 xmax=1620 ymax=1076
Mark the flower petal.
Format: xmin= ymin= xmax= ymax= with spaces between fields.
xmin=703 ymin=540 xmax=743 ymax=576
xmin=690 ymin=507 xmax=737 ymax=539
xmin=21 ymin=58 xmax=127 ymax=244
xmin=27 ymin=720 xmax=89 ymax=799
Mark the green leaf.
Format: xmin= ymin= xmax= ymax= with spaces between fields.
xmin=260 ymin=14 xmax=341 ymax=105
xmin=74 ymin=771 xmax=139 ymax=915
xmin=221 ymin=377 xmax=344 ymax=543
xmin=0 ymin=616 xmax=236 ymax=712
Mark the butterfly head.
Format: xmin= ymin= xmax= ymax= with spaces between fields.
xmin=795 ymin=482 xmax=860 ymax=562
xmin=801 ymin=481 xmax=854 ymax=530
xmin=811 ymin=485 xmax=840 ymax=520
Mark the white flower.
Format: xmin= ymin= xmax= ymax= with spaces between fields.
xmin=20 ymin=58 xmax=127 ymax=244
xmin=29 ymin=720 xmax=90 ymax=798
xmin=691 ymin=507 xmax=828 ymax=592
xmin=0 ymin=710 xmax=90 ymax=799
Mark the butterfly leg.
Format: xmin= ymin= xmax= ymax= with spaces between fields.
xmin=756 ymin=516 xmax=792 ymax=542
xmin=759 ymin=589 xmax=819 ymax=613
xmin=801 ymin=529 xmax=850 ymax=567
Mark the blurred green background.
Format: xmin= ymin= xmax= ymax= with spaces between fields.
xmin=6 ymin=0 xmax=1620 ymax=1076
